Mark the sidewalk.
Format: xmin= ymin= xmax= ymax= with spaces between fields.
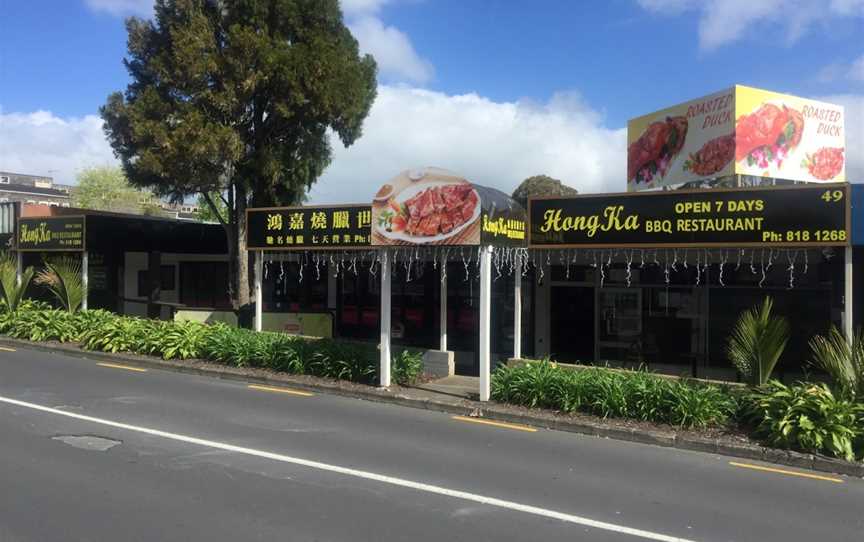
xmin=1 ymin=336 xmax=861 ymax=478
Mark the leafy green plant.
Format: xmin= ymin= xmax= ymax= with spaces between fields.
xmin=393 ymin=349 xmax=424 ymax=386
xmin=744 ymin=381 xmax=862 ymax=461
xmin=491 ymin=361 xmax=737 ymax=429
xmin=158 ymin=320 xmax=208 ymax=360
xmin=727 ymin=297 xmax=789 ymax=386
xmin=4 ymin=309 xmax=78 ymax=342
xmin=0 ymin=253 xmax=35 ymax=312
xmin=309 ymin=340 xmax=376 ymax=383
xmin=34 ymin=257 xmax=87 ymax=313
xmin=809 ymin=326 xmax=864 ymax=401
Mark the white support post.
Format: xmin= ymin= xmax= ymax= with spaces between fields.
xmin=479 ymin=245 xmax=492 ymax=402
xmin=81 ymin=251 xmax=89 ymax=311
xmin=514 ymin=256 xmax=522 ymax=360
xmin=380 ymin=250 xmax=392 ymax=388
xmin=16 ymin=251 xmax=22 ymax=286
xmin=254 ymin=251 xmax=263 ymax=332
xmin=845 ymin=246 xmax=853 ymax=344
xmin=439 ymin=270 xmax=447 ymax=351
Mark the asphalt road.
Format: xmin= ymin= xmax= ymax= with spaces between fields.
xmin=0 ymin=346 xmax=861 ymax=542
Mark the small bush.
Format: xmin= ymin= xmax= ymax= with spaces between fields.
xmin=809 ymin=326 xmax=864 ymax=401
xmin=393 ymin=349 xmax=423 ymax=386
xmin=744 ymin=381 xmax=863 ymax=461
xmin=4 ymin=309 xmax=78 ymax=342
xmin=491 ymin=361 xmax=737 ymax=429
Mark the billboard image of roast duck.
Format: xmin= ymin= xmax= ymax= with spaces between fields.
xmin=371 ymin=167 xmax=527 ymax=247
xmin=626 ymin=86 xmax=845 ymax=191
xmin=734 ymin=86 xmax=845 ymax=182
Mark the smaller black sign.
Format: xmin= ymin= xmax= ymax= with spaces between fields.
xmin=247 ymin=205 xmax=372 ymax=250
xmin=17 ymin=216 xmax=86 ymax=251
xmin=477 ymin=185 xmax=527 ymax=247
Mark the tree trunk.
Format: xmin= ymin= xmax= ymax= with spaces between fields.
xmin=235 ymin=182 xmax=251 ymax=309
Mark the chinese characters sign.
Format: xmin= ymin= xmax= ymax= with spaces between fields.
xmin=17 ymin=216 xmax=86 ymax=251
xmin=246 ymin=206 xmax=372 ymax=250
xmin=529 ymin=184 xmax=849 ymax=248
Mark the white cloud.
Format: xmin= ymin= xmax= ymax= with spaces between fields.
xmin=84 ymin=0 xmax=152 ymax=17
xmin=637 ymin=0 xmax=864 ymax=50
xmin=309 ymin=86 xmax=626 ymax=204
xmin=340 ymin=0 xmax=392 ymax=15
xmin=0 ymin=111 xmax=118 ymax=184
xmin=349 ymin=16 xmax=433 ymax=83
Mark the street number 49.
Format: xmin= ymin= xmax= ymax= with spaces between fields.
xmin=821 ymin=189 xmax=844 ymax=203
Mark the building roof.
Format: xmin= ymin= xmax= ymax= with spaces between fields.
xmin=0 ymin=182 xmax=70 ymax=198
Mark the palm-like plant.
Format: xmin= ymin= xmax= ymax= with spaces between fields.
xmin=35 ymin=257 xmax=86 ymax=313
xmin=0 ymin=253 xmax=34 ymax=312
xmin=809 ymin=326 xmax=864 ymax=401
xmin=726 ymin=297 xmax=789 ymax=386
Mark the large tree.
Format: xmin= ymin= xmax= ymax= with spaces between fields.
xmin=511 ymin=174 xmax=578 ymax=208
xmin=101 ymin=0 xmax=377 ymax=313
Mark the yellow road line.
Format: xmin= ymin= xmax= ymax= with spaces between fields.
xmin=729 ymin=461 xmax=844 ymax=483
xmin=248 ymin=384 xmax=314 ymax=397
xmin=452 ymin=415 xmax=537 ymax=433
xmin=0 ymin=346 xmax=16 ymax=352
xmin=97 ymin=362 xmax=148 ymax=373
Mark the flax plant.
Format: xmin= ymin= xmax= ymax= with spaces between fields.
xmin=35 ymin=257 xmax=86 ymax=313
xmin=809 ymin=326 xmax=864 ymax=401
xmin=726 ymin=297 xmax=789 ymax=386
xmin=0 ymin=253 xmax=34 ymax=312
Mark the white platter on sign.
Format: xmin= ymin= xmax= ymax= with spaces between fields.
xmin=375 ymin=180 xmax=480 ymax=244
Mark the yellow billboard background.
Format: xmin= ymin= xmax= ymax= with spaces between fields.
xmin=734 ymin=85 xmax=846 ymax=183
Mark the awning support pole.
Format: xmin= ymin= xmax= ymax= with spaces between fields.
xmin=15 ymin=251 xmax=22 ymax=286
xmin=514 ymin=255 xmax=522 ymax=360
xmin=254 ymin=250 xmax=263 ymax=332
xmin=440 ymin=269 xmax=447 ymax=351
xmin=845 ymin=246 xmax=853 ymax=345
xmin=81 ymin=251 xmax=89 ymax=311
xmin=479 ymin=245 xmax=492 ymax=402
xmin=380 ymin=250 xmax=392 ymax=388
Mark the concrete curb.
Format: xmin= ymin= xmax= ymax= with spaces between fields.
xmin=3 ymin=337 xmax=862 ymax=479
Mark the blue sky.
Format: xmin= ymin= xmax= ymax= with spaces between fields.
xmin=1 ymin=0 xmax=862 ymax=202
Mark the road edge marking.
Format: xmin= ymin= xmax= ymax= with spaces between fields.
xmin=248 ymin=384 xmax=314 ymax=397
xmin=452 ymin=415 xmax=537 ymax=433
xmin=0 ymin=394 xmax=694 ymax=542
xmin=729 ymin=461 xmax=844 ymax=483
xmin=0 ymin=346 xmax=16 ymax=352
xmin=97 ymin=362 xmax=148 ymax=373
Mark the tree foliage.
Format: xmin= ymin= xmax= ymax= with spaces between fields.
xmin=809 ymin=326 xmax=864 ymax=401
xmin=73 ymin=165 xmax=160 ymax=214
xmin=511 ymin=175 xmax=578 ymax=208
xmin=101 ymin=0 xmax=378 ymax=310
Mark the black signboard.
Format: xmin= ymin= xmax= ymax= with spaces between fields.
xmin=247 ymin=205 xmax=372 ymax=250
xmin=529 ymin=184 xmax=849 ymax=248
xmin=17 ymin=216 xmax=86 ymax=251
xmin=478 ymin=184 xmax=528 ymax=247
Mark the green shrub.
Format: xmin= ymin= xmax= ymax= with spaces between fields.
xmin=3 ymin=309 xmax=79 ymax=342
xmin=34 ymin=257 xmax=87 ymax=313
xmin=309 ymin=340 xmax=376 ymax=383
xmin=0 ymin=252 xmax=35 ymax=312
xmin=809 ymin=326 xmax=864 ymax=401
xmin=158 ymin=320 xmax=208 ymax=360
xmin=726 ymin=297 xmax=789 ymax=386
xmin=200 ymin=324 xmax=262 ymax=367
xmin=79 ymin=315 xmax=154 ymax=354
xmin=491 ymin=361 xmax=737 ymax=429
xmin=393 ymin=349 xmax=424 ymax=386
xmin=744 ymin=381 xmax=863 ymax=461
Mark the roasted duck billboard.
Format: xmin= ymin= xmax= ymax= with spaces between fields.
xmin=626 ymin=86 xmax=845 ymax=191
xmin=371 ymin=167 xmax=526 ymax=246
xmin=628 ymin=88 xmax=735 ymax=191
xmin=735 ymin=86 xmax=845 ymax=183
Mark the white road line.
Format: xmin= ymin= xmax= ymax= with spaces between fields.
xmin=0 ymin=395 xmax=695 ymax=542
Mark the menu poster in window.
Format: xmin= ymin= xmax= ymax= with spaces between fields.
xmin=247 ymin=205 xmax=372 ymax=250
xmin=17 ymin=216 xmax=86 ymax=251
xmin=529 ymin=184 xmax=849 ymax=248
